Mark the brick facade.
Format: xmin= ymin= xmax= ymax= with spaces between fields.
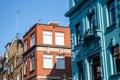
xmin=23 ymin=23 xmax=72 ymax=80
xmin=0 ymin=39 xmax=23 ymax=80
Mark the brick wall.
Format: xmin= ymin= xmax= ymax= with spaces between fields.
xmin=23 ymin=23 xmax=71 ymax=80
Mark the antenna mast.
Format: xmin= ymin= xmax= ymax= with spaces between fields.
xmin=38 ymin=18 xmax=41 ymax=23
xmin=16 ymin=10 xmax=20 ymax=39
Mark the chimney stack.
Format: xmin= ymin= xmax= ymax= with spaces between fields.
xmin=48 ymin=22 xmax=59 ymax=26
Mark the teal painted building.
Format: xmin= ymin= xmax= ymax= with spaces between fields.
xmin=65 ymin=0 xmax=120 ymax=80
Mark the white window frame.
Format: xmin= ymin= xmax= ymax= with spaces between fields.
xmin=43 ymin=54 xmax=53 ymax=69
xmin=56 ymin=54 xmax=65 ymax=69
xmin=55 ymin=32 xmax=64 ymax=45
xmin=43 ymin=31 xmax=52 ymax=44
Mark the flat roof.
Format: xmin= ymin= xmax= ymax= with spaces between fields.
xmin=23 ymin=23 xmax=69 ymax=38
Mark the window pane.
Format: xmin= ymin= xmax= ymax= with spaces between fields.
xmin=77 ymin=61 xmax=83 ymax=80
xmin=3 ymin=61 xmax=6 ymax=71
xmin=113 ymin=44 xmax=120 ymax=73
xmin=24 ymin=61 xmax=27 ymax=75
xmin=109 ymin=1 xmax=115 ymax=10
xmin=43 ymin=31 xmax=52 ymax=44
xmin=88 ymin=12 xmax=96 ymax=33
xmin=55 ymin=32 xmax=64 ymax=45
xmin=75 ymin=23 xmax=82 ymax=45
xmin=108 ymin=1 xmax=116 ymax=25
xmin=89 ymin=54 xmax=101 ymax=80
xmin=115 ymin=58 xmax=120 ymax=72
xmin=11 ymin=64 xmax=14 ymax=72
xmin=43 ymin=54 xmax=53 ymax=68
xmin=31 ymin=33 xmax=35 ymax=46
xmin=8 ymin=66 xmax=10 ymax=74
xmin=56 ymin=55 xmax=65 ymax=69
xmin=31 ymin=56 xmax=35 ymax=70
xmin=24 ymin=40 xmax=27 ymax=52
xmin=17 ymin=73 xmax=20 ymax=80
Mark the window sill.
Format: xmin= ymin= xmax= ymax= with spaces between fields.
xmin=110 ymin=72 xmax=120 ymax=78
xmin=56 ymin=68 xmax=65 ymax=70
xmin=43 ymin=67 xmax=53 ymax=69
xmin=29 ymin=69 xmax=35 ymax=74
xmin=106 ymin=23 xmax=117 ymax=30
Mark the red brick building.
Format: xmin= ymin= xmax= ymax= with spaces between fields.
xmin=23 ymin=22 xmax=72 ymax=80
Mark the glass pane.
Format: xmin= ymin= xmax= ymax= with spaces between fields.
xmin=109 ymin=1 xmax=115 ymax=10
xmin=24 ymin=40 xmax=27 ymax=51
xmin=108 ymin=1 xmax=116 ymax=25
xmin=31 ymin=33 xmax=35 ymax=46
xmin=56 ymin=56 xmax=65 ymax=69
xmin=44 ymin=54 xmax=53 ymax=68
xmin=31 ymin=56 xmax=35 ymax=70
xmin=116 ymin=58 xmax=120 ymax=72
xmin=77 ymin=61 xmax=83 ymax=80
xmin=43 ymin=31 xmax=52 ymax=44
xmin=55 ymin=32 xmax=64 ymax=45
xmin=90 ymin=54 xmax=101 ymax=80
xmin=89 ymin=12 xmax=96 ymax=33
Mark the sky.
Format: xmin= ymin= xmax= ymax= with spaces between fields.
xmin=0 ymin=0 xmax=69 ymax=56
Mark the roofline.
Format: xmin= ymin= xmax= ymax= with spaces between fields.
xmin=23 ymin=23 xmax=69 ymax=38
xmin=5 ymin=38 xmax=22 ymax=53
xmin=65 ymin=0 xmax=88 ymax=17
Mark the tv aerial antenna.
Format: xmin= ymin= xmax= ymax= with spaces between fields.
xmin=16 ymin=10 xmax=20 ymax=39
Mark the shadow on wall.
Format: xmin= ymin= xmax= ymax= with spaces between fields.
xmin=47 ymin=56 xmax=72 ymax=80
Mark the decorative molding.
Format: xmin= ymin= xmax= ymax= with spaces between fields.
xmin=36 ymin=46 xmax=71 ymax=53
